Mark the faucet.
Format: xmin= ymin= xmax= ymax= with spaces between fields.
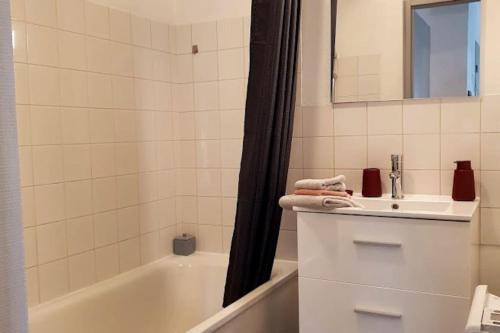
xmin=390 ymin=154 xmax=404 ymax=199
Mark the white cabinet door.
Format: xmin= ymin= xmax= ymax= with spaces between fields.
xmin=297 ymin=212 xmax=472 ymax=297
xmin=299 ymin=277 xmax=470 ymax=333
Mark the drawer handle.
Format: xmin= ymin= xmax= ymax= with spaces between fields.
xmin=353 ymin=238 xmax=402 ymax=248
xmin=354 ymin=307 xmax=402 ymax=319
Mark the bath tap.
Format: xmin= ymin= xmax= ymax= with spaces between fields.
xmin=390 ymin=154 xmax=404 ymax=199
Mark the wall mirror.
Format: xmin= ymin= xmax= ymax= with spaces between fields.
xmin=332 ymin=0 xmax=481 ymax=103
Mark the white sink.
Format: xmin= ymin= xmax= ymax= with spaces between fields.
xmin=294 ymin=194 xmax=479 ymax=221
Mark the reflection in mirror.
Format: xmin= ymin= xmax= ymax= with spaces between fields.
xmin=332 ymin=0 xmax=482 ymax=104
xmin=333 ymin=0 xmax=404 ymax=103
xmin=411 ymin=1 xmax=481 ymax=98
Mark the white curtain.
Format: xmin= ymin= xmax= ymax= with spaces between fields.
xmin=0 ymin=0 xmax=28 ymax=332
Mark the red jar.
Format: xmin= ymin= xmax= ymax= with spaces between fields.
xmin=362 ymin=168 xmax=382 ymax=197
xmin=452 ymin=161 xmax=476 ymax=201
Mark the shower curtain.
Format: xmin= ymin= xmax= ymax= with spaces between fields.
xmin=223 ymin=0 xmax=301 ymax=307
xmin=0 ymin=0 xmax=29 ymax=332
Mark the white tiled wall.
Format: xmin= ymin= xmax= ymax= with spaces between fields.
xmin=171 ymin=17 xmax=250 ymax=254
xmin=11 ymin=0 xmax=177 ymax=306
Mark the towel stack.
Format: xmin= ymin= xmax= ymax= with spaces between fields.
xmin=279 ymin=175 xmax=363 ymax=210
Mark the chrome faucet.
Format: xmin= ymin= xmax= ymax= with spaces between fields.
xmin=390 ymin=154 xmax=404 ymax=199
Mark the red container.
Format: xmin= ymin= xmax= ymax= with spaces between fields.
xmin=452 ymin=160 xmax=476 ymax=201
xmin=362 ymin=168 xmax=382 ymax=197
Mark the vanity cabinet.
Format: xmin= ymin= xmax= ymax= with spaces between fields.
xmin=297 ymin=200 xmax=479 ymax=333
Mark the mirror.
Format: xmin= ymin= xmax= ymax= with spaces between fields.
xmin=333 ymin=0 xmax=481 ymax=103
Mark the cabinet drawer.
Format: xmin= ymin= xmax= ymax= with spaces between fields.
xmin=299 ymin=277 xmax=469 ymax=333
xmin=297 ymin=212 xmax=472 ymax=297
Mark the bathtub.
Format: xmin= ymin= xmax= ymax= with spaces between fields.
xmin=29 ymin=253 xmax=298 ymax=333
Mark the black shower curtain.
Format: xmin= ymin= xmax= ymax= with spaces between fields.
xmin=222 ymin=0 xmax=301 ymax=307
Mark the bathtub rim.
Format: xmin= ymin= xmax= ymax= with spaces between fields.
xmin=186 ymin=259 xmax=298 ymax=333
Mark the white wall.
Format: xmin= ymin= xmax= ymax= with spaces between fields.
xmin=88 ymin=0 xmax=176 ymax=23
xmin=89 ymin=0 xmax=251 ymax=24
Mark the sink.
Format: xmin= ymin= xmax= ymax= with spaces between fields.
xmin=294 ymin=194 xmax=479 ymax=221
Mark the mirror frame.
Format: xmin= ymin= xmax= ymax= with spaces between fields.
xmin=330 ymin=0 xmax=482 ymax=103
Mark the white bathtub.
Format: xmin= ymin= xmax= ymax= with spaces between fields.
xmin=29 ymin=253 xmax=298 ymax=333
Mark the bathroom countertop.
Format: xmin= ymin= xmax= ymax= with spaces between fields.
xmin=294 ymin=194 xmax=480 ymax=222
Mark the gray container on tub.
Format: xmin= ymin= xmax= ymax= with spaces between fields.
xmin=173 ymin=233 xmax=196 ymax=256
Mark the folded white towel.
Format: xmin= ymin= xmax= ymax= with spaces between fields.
xmin=279 ymin=194 xmax=363 ymax=211
xmin=295 ymin=175 xmax=346 ymax=190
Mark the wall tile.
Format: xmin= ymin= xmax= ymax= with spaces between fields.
xmin=85 ymin=2 xmax=109 ymax=39
xmin=37 ymin=221 xmax=67 ymax=264
xmin=403 ymin=134 xmax=440 ymax=170
xmin=14 ymin=63 xmax=30 ymax=104
xmin=38 ymin=259 xmax=69 ymax=302
xmin=333 ymin=103 xmax=367 ymax=136
xmin=25 ymin=0 xmax=57 ymax=27
xmin=16 ymin=105 xmax=31 ymax=145
xmin=334 ymin=136 xmax=367 ymax=169
xmin=68 ymin=251 xmax=95 ymax=291
xmin=119 ymin=237 xmax=141 ymax=272
xmin=25 ymin=267 xmax=39 ymax=306
xmin=92 ymin=177 xmax=117 ymax=213
xmin=217 ymin=18 xmax=243 ymax=49
xmin=481 ymin=171 xmax=500 ymax=208
xmin=198 ymin=197 xmax=222 ymax=225
xmin=482 ymin=133 xmax=500 ymax=170
xmin=218 ymin=48 xmax=244 ymax=80
xmin=480 ymin=246 xmax=500 ymax=294
xmin=441 ymin=134 xmax=480 ymax=170
xmin=32 ymin=145 xmax=64 ymax=185
xmin=94 ymin=210 xmax=118 ymax=247
xmin=61 ymin=108 xmax=90 ymax=144
xmin=303 ymin=137 xmax=334 ymax=169
xmin=95 ymin=244 xmax=119 ymax=281
xmin=367 ymin=135 xmax=402 ymax=169
xmin=67 ymin=216 xmax=94 ymax=255
xmin=481 ymin=208 xmax=500 ymax=245
xmin=63 ymin=145 xmax=91 ymax=181
xmin=118 ymin=206 xmax=140 ymax=241
xmin=218 ymin=79 xmax=245 ymax=110
xmin=24 ymin=227 xmax=37 ymax=268
xmin=64 ymin=180 xmax=92 ymax=218
xmin=109 ymin=9 xmax=131 ymax=43
xmin=151 ymin=21 xmax=169 ymax=51
xmin=57 ymin=0 xmax=85 ymax=33
xmin=29 ymin=65 xmax=60 ymax=105
xmin=192 ymin=21 xmax=217 ymax=52
xmin=59 ymin=69 xmax=88 ymax=107
xmin=21 ymin=187 xmax=36 ymax=227
xmin=174 ymin=25 xmax=192 ymax=54
xmin=302 ymin=106 xmax=334 ymax=137
xmin=34 ymin=183 xmax=65 ymax=225
xmin=193 ymin=52 xmax=218 ymax=82
xmin=195 ymin=82 xmax=219 ymax=111
xmin=403 ymin=99 xmax=440 ymax=134
xmin=198 ymin=225 xmax=223 ymax=252
xmin=30 ymin=106 xmax=61 ymax=145
xmin=141 ymin=231 xmax=161 ymax=263
xmin=58 ymin=31 xmax=86 ymax=70
xmin=441 ymin=98 xmax=480 ymax=133
xmin=367 ymin=101 xmax=402 ymax=135
xmin=481 ymin=95 xmax=500 ymax=132
xmin=27 ymin=24 xmax=59 ymax=66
